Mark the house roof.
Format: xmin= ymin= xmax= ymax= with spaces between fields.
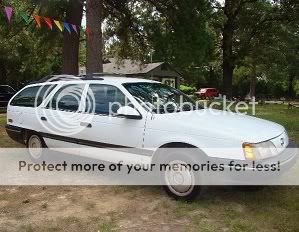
xmin=103 ymin=59 xmax=164 ymax=75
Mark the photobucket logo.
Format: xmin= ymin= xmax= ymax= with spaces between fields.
xmin=107 ymin=95 xmax=257 ymax=116
xmin=203 ymin=96 xmax=257 ymax=116
xmin=35 ymin=77 xmax=96 ymax=136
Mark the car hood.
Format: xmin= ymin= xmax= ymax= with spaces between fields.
xmin=154 ymin=109 xmax=285 ymax=143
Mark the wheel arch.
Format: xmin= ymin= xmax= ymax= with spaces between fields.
xmin=151 ymin=142 xmax=207 ymax=165
xmin=23 ymin=129 xmax=45 ymax=146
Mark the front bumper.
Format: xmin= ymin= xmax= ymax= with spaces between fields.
xmin=224 ymin=142 xmax=297 ymax=171
xmin=202 ymin=142 xmax=298 ymax=185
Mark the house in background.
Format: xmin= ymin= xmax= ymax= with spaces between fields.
xmin=79 ymin=59 xmax=181 ymax=88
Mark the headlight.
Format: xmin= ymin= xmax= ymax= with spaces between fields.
xmin=243 ymin=141 xmax=277 ymax=160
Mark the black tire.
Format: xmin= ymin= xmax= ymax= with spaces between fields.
xmin=160 ymin=151 xmax=202 ymax=201
xmin=26 ymin=133 xmax=47 ymax=162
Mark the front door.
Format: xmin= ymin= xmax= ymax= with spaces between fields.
xmin=78 ymin=84 xmax=149 ymax=164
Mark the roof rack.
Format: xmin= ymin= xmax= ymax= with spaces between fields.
xmin=79 ymin=73 xmax=124 ymax=78
xmin=30 ymin=74 xmax=104 ymax=84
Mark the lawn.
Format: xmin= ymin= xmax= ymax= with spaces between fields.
xmin=250 ymin=104 xmax=299 ymax=143
xmin=0 ymin=105 xmax=298 ymax=231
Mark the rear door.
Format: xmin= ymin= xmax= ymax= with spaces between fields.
xmin=39 ymin=83 xmax=87 ymax=153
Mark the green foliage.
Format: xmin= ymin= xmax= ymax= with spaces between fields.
xmin=104 ymin=0 xmax=212 ymax=72
xmin=218 ymin=0 xmax=299 ymax=98
xmin=179 ymin=85 xmax=197 ymax=95
xmin=0 ymin=0 xmax=297 ymax=99
xmin=0 ymin=0 xmax=65 ymax=88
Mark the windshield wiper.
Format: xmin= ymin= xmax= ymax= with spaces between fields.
xmin=153 ymin=105 xmax=180 ymax=114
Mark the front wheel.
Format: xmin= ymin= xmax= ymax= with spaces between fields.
xmin=162 ymin=156 xmax=201 ymax=201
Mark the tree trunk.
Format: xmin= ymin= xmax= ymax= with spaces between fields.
xmin=249 ymin=63 xmax=256 ymax=99
xmin=222 ymin=0 xmax=241 ymax=100
xmin=222 ymin=21 xmax=234 ymax=99
xmin=62 ymin=1 xmax=83 ymax=75
xmin=287 ymin=71 xmax=295 ymax=99
xmin=249 ymin=75 xmax=256 ymax=99
xmin=86 ymin=0 xmax=103 ymax=74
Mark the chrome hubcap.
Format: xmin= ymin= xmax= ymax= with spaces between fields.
xmin=164 ymin=160 xmax=195 ymax=196
xmin=28 ymin=135 xmax=42 ymax=159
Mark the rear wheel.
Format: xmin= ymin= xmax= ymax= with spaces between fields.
xmin=26 ymin=133 xmax=46 ymax=162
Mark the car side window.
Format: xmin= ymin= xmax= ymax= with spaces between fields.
xmin=48 ymin=84 xmax=85 ymax=112
xmin=85 ymin=84 xmax=127 ymax=115
xmin=10 ymin=85 xmax=56 ymax=107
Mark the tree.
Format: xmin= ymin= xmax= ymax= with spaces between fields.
xmin=221 ymin=0 xmax=244 ymax=99
xmin=232 ymin=0 xmax=299 ymax=98
xmin=211 ymin=0 xmax=299 ymax=98
xmin=0 ymin=0 xmax=63 ymax=86
xmin=104 ymin=0 xmax=212 ymax=78
xmin=62 ymin=0 xmax=83 ymax=75
xmin=86 ymin=0 xmax=103 ymax=74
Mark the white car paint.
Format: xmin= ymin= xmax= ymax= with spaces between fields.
xmin=6 ymin=76 xmax=289 ymax=163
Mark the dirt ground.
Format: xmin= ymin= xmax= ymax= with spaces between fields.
xmin=0 ymin=186 xmax=192 ymax=231
xmin=0 ymin=185 xmax=298 ymax=232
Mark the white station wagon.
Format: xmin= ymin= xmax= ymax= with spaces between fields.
xmin=5 ymin=75 xmax=297 ymax=200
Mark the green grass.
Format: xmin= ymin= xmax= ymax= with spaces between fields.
xmin=252 ymin=104 xmax=299 ymax=144
xmin=97 ymin=219 xmax=117 ymax=232
xmin=0 ymin=114 xmax=6 ymax=125
xmin=0 ymin=114 xmax=23 ymax=147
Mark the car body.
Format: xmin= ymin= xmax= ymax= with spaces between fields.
xmin=0 ymin=85 xmax=16 ymax=108
xmin=5 ymin=75 xmax=297 ymax=200
xmin=195 ymin=88 xmax=219 ymax=99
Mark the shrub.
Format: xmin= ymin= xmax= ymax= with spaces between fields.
xmin=179 ymin=85 xmax=197 ymax=95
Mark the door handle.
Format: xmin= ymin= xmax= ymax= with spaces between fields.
xmin=80 ymin=122 xmax=92 ymax=128
xmin=41 ymin=117 xmax=47 ymax=121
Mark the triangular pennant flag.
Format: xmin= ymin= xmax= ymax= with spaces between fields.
xmin=19 ymin=11 xmax=30 ymax=24
xmin=63 ymin=22 xmax=71 ymax=34
xmin=34 ymin=15 xmax=41 ymax=28
xmin=71 ymin=24 xmax=78 ymax=34
xmin=4 ymin=7 xmax=13 ymax=23
xmin=54 ymin=20 xmax=63 ymax=32
xmin=44 ymin=17 xmax=53 ymax=30
xmin=86 ymin=27 xmax=91 ymax=40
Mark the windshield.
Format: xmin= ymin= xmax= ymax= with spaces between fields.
xmin=123 ymin=82 xmax=202 ymax=114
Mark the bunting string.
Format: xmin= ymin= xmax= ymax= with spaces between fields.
xmin=1 ymin=5 xmax=90 ymax=39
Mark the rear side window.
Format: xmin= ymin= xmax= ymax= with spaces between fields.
xmin=10 ymin=85 xmax=56 ymax=107
xmin=85 ymin=84 xmax=126 ymax=115
xmin=48 ymin=84 xmax=85 ymax=112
